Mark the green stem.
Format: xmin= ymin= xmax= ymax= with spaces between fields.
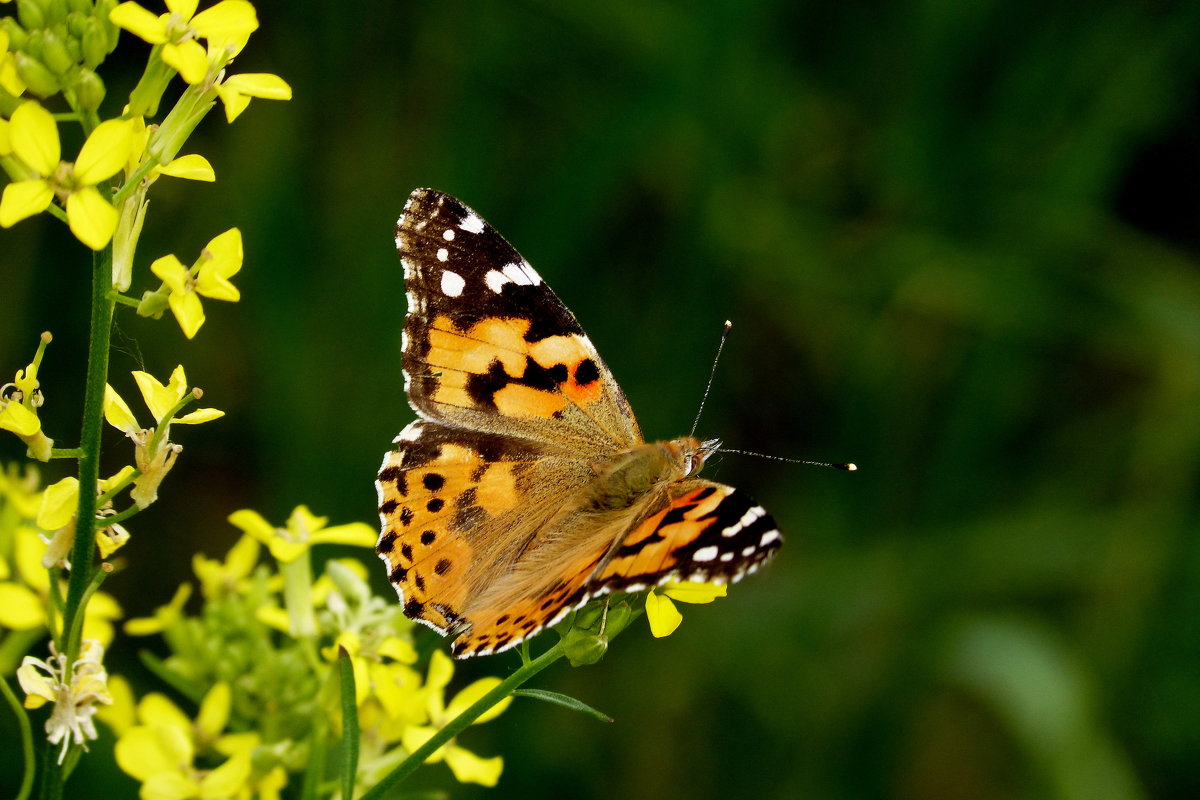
xmin=62 ymin=247 xmax=115 ymax=658
xmin=48 ymin=449 xmax=82 ymax=459
xmin=359 ymin=642 xmax=567 ymax=800
xmin=43 ymin=248 xmax=115 ymax=800
xmin=1 ymin=676 xmax=35 ymax=800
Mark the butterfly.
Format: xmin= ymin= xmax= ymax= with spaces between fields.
xmin=376 ymin=188 xmax=782 ymax=658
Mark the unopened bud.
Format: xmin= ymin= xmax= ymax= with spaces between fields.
xmin=81 ymin=17 xmax=108 ymax=68
xmin=40 ymin=31 xmax=73 ymax=75
xmin=16 ymin=0 xmax=46 ymax=32
xmin=44 ymin=0 xmax=69 ymax=27
xmin=0 ymin=18 xmax=29 ymax=51
xmin=14 ymin=51 xmax=61 ymax=97
xmin=73 ymin=67 xmax=104 ymax=111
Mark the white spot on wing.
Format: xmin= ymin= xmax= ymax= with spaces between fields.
xmin=759 ymin=530 xmax=780 ymax=547
xmin=722 ymin=505 xmax=766 ymax=537
xmin=693 ymin=545 xmax=719 ymax=562
xmin=442 ymin=229 xmax=455 ymax=241
xmin=502 ymin=262 xmax=534 ymax=286
xmin=460 ymin=212 xmax=485 ymax=234
xmin=485 ymin=269 xmax=512 ymax=293
xmin=441 ymin=270 xmax=465 ymax=297
xmin=436 ymin=248 xmax=449 ymax=262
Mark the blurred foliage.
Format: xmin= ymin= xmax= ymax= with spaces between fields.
xmin=4 ymin=0 xmax=1200 ymax=798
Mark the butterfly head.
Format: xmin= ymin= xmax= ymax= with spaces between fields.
xmin=671 ymin=436 xmax=721 ymax=477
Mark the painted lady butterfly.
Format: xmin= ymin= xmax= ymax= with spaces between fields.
xmin=376 ymin=189 xmax=782 ymax=658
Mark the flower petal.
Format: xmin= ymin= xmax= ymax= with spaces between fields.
xmin=227 ymin=509 xmax=275 ymax=541
xmin=174 ymin=407 xmax=224 ymax=424
xmin=156 ymin=154 xmax=215 ymax=181
xmin=10 ymin=102 xmax=60 ymax=175
xmin=189 ymin=1 xmax=259 ymax=44
xmin=0 ymin=401 xmax=41 ymax=436
xmin=645 ymin=591 xmax=682 ymax=638
xmin=165 ymin=0 xmax=199 ymax=20
xmin=446 ymin=677 xmax=510 ymax=724
xmin=196 ymin=682 xmax=231 ymax=739
xmin=74 ymin=118 xmax=135 ymax=184
xmin=150 ymin=254 xmax=190 ymax=294
xmin=199 ymin=751 xmax=251 ymax=798
xmin=309 ymin=522 xmax=377 ymax=549
xmin=215 ymin=85 xmax=252 ymax=123
xmin=221 ymin=72 xmax=291 ymax=100
xmin=103 ymin=384 xmax=141 ymax=434
xmin=0 ymin=180 xmax=55 ymax=227
xmin=167 ymin=290 xmax=205 ymax=338
xmin=132 ymin=369 xmax=179 ymax=422
xmin=161 ymin=39 xmax=208 ymax=85
xmin=109 ymin=3 xmax=170 ymax=44
xmin=66 ymin=187 xmax=119 ymax=250
xmin=0 ymin=582 xmax=45 ymax=629
xmin=443 ymin=745 xmax=503 ymax=787
xmin=661 ymin=581 xmax=727 ymax=604
xmin=37 ymin=477 xmax=79 ymax=531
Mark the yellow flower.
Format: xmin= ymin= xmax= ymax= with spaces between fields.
xmin=645 ymin=581 xmax=727 ymax=638
xmin=104 ymin=365 xmax=223 ymax=507
xmin=399 ymin=650 xmax=509 ymax=787
xmin=192 ymin=532 xmax=259 ymax=599
xmin=214 ymin=71 xmax=292 ymax=122
xmin=36 ymin=468 xmax=138 ymax=568
xmin=0 ymin=102 xmax=135 ymax=249
xmin=0 ymin=474 xmax=123 ymax=645
xmin=17 ymin=639 xmax=114 ymax=763
xmin=228 ymin=505 xmax=376 ymax=563
xmin=0 ymin=332 xmax=54 ymax=461
xmin=110 ymin=0 xmax=260 ymax=83
xmin=148 ymin=227 xmax=244 ymax=338
xmin=114 ymin=683 xmax=255 ymax=799
xmin=124 ymin=582 xmax=192 ymax=635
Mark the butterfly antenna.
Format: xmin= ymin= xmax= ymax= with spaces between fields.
xmin=719 ymin=448 xmax=857 ymax=471
xmin=689 ymin=320 xmax=733 ymax=438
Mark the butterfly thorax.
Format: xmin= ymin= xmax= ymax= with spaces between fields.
xmin=586 ymin=436 xmax=716 ymax=512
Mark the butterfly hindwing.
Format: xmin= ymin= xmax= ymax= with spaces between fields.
xmin=446 ymin=480 xmax=782 ymax=658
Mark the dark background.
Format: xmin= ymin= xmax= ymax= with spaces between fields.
xmin=3 ymin=1 xmax=1200 ymax=798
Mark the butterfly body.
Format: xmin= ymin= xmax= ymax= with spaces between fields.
xmin=377 ymin=189 xmax=782 ymax=658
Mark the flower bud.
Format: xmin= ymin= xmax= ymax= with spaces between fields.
xmin=81 ymin=17 xmax=108 ymax=68
xmin=67 ymin=10 xmax=87 ymax=37
xmin=23 ymin=29 xmax=44 ymax=59
xmin=72 ymin=67 xmax=104 ymax=111
xmin=14 ymin=51 xmax=61 ymax=97
xmin=95 ymin=0 xmax=119 ymax=51
xmin=137 ymin=288 xmax=170 ymax=318
xmin=44 ymin=0 xmax=70 ymax=27
xmin=0 ymin=18 xmax=29 ymax=51
xmin=67 ymin=0 xmax=91 ymax=16
xmin=16 ymin=0 xmax=46 ymax=32
xmin=40 ymin=30 xmax=73 ymax=75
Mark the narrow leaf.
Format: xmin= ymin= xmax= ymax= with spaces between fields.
xmin=338 ymin=645 xmax=360 ymax=800
xmin=512 ymin=688 xmax=614 ymax=722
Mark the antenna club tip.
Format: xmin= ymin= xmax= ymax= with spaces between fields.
xmin=839 ymin=463 xmax=858 ymax=471
xmin=723 ymin=320 xmax=733 ymax=330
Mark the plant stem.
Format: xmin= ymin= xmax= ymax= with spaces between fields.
xmin=42 ymin=247 xmax=115 ymax=800
xmin=62 ymin=246 xmax=115 ymax=660
xmin=1 ymin=676 xmax=35 ymax=800
xmin=359 ymin=642 xmax=567 ymax=800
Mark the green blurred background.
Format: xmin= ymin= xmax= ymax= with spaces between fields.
xmin=4 ymin=1 xmax=1200 ymax=797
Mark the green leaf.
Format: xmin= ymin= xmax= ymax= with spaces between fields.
xmin=338 ymin=646 xmax=360 ymax=800
xmin=512 ymin=689 xmax=613 ymax=723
